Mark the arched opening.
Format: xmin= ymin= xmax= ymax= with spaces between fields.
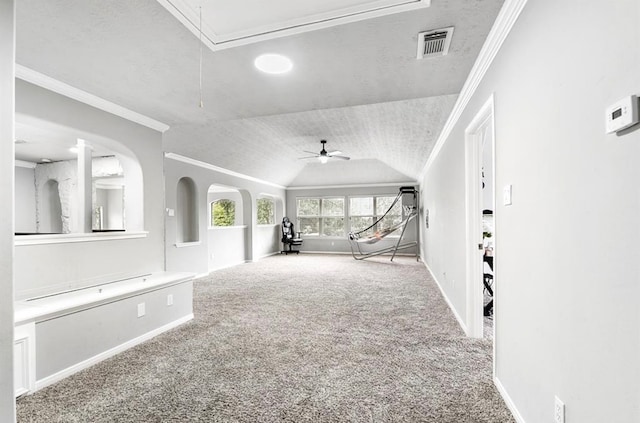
xmin=207 ymin=185 xmax=245 ymax=271
xmin=15 ymin=116 xmax=145 ymax=235
xmin=40 ymin=179 xmax=62 ymax=234
xmin=177 ymin=177 xmax=198 ymax=243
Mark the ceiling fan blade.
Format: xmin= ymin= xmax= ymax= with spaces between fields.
xmin=330 ymin=155 xmax=350 ymax=160
xmin=298 ymin=155 xmax=319 ymax=160
xmin=327 ymin=150 xmax=342 ymax=156
xmin=302 ymin=150 xmax=319 ymax=155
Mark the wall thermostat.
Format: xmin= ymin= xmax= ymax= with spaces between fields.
xmin=606 ymin=95 xmax=638 ymax=134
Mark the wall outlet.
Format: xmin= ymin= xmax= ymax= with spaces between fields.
xmin=167 ymin=294 xmax=174 ymax=306
xmin=137 ymin=302 xmax=145 ymax=318
xmin=554 ymin=396 xmax=565 ymax=423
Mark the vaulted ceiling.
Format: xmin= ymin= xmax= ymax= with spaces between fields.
xmin=15 ymin=0 xmax=505 ymax=187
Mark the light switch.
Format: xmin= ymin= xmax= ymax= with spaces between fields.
xmin=166 ymin=208 xmax=175 ymax=217
xmin=503 ymin=185 xmax=512 ymax=206
xmin=137 ymin=302 xmax=145 ymax=317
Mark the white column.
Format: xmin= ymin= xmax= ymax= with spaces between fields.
xmin=77 ymin=139 xmax=92 ymax=233
xmin=0 ymin=0 xmax=16 ymax=421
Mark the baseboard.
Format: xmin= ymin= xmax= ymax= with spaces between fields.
xmin=422 ymin=262 xmax=468 ymax=334
xmin=258 ymin=251 xmax=280 ymax=259
xmin=207 ymin=260 xmax=247 ymax=274
xmin=494 ymin=376 xmax=526 ymax=423
xmin=35 ymin=313 xmax=194 ymax=392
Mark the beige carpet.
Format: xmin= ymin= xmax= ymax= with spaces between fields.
xmin=17 ymin=254 xmax=514 ymax=422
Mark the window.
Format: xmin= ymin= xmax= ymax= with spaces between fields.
xmin=211 ymin=199 xmax=235 ymax=227
xmin=257 ymin=197 xmax=275 ymax=225
xmin=349 ymin=196 xmax=402 ymax=237
xmin=296 ymin=197 xmax=345 ymax=236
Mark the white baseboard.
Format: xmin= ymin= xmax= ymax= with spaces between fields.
xmin=494 ymin=376 xmax=526 ymax=423
xmin=422 ymin=262 xmax=468 ymax=334
xmin=35 ymin=313 xmax=194 ymax=392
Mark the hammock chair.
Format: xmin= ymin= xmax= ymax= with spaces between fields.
xmin=348 ymin=187 xmax=418 ymax=261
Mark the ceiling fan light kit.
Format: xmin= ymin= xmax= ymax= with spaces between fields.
xmin=299 ymin=140 xmax=350 ymax=164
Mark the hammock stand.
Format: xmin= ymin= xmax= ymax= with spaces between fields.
xmin=347 ymin=187 xmax=419 ymax=261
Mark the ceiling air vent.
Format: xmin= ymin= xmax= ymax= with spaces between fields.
xmin=417 ymin=27 xmax=454 ymax=59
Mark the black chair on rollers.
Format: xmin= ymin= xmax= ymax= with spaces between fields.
xmin=281 ymin=217 xmax=303 ymax=255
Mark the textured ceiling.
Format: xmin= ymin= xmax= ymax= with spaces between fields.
xmin=15 ymin=0 xmax=505 ymax=187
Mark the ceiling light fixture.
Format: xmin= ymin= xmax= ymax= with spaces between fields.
xmin=69 ymin=147 xmax=78 ymax=154
xmin=254 ymin=54 xmax=293 ymax=74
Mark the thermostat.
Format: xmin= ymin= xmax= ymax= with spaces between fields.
xmin=606 ymin=95 xmax=638 ymax=134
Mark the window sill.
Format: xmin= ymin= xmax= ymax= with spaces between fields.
xmin=15 ymin=231 xmax=148 ymax=246
xmin=174 ymin=241 xmax=201 ymax=248
xmin=209 ymin=225 xmax=247 ymax=230
xmin=257 ymin=224 xmax=277 ymax=227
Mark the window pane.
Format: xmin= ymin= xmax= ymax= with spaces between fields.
xmin=322 ymin=198 xmax=344 ymax=216
xmin=378 ymin=214 xmax=402 ymax=231
xmin=298 ymin=217 xmax=319 ymax=235
xmin=376 ymin=196 xmax=398 ymax=215
xmin=257 ymin=198 xmax=274 ymax=225
xmin=322 ymin=217 xmax=344 ymax=236
xmin=350 ymin=216 xmax=374 ymax=236
xmin=350 ymin=197 xmax=373 ymax=216
xmin=297 ymin=198 xmax=319 ymax=216
xmin=212 ymin=199 xmax=235 ymax=226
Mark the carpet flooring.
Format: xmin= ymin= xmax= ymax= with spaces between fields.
xmin=17 ymin=254 xmax=515 ymax=422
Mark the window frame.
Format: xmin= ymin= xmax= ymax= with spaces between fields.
xmin=296 ymin=196 xmax=346 ymax=238
xmin=210 ymin=198 xmax=236 ymax=228
xmin=256 ymin=197 xmax=276 ymax=226
xmin=348 ymin=195 xmax=403 ymax=238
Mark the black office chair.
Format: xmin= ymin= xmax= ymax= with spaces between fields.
xmin=281 ymin=217 xmax=303 ymax=255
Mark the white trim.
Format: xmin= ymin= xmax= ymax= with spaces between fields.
xmin=195 ymin=272 xmax=209 ymax=279
xmin=159 ymin=0 xmax=430 ymax=50
xmin=464 ymin=95 xmax=495 ymax=339
xmin=14 ymin=159 xmax=36 ymax=169
xmin=35 ymin=314 xmax=194 ymax=392
xmin=174 ymin=241 xmax=201 ymax=248
xmin=207 ymin=260 xmax=247 ymax=273
xmin=209 ymin=225 xmax=247 ymax=230
xmin=287 ymin=182 xmax=417 ymax=191
xmin=257 ymin=251 xmax=281 ymax=259
xmin=418 ymin=0 xmax=528 ymax=180
xmin=15 ymin=231 xmax=148 ymax=246
xmin=165 ymin=152 xmax=286 ymax=190
xmin=423 ymin=261 xmax=468 ymax=334
xmin=494 ymin=376 xmax=526 ymax=423
xmin=15 ymin=65 xmax=170 ymax=133
xmin=14 ymin=323 xmax=36 ymax=397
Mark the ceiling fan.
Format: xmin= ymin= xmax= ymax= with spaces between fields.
xmin=299 ymin=140 xmax=350 ymax=164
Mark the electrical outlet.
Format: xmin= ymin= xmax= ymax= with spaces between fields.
xmin=167 ymin=294 xmax=174 ymax=306
xmin=137 ymin=302 xmax=145 ymax=318
xmin=554 ymin=396 xmax=565 ymax=423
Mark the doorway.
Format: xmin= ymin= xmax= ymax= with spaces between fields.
xmin=464 ymin=95 xmax=495 ymax=340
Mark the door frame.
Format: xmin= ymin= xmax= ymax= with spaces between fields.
xmin=464 ymin=94 xmax=495 ymax=339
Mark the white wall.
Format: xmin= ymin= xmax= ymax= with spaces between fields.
xmin=0 ymin=1 xmax=16 ymax=420
xmin=286 ymin=184 xmax=418 ymax=254
xmin=14 ymin=80 xmax=166 ymax=300
xmin=15 ymin=165 xmax=36 ymax=233
xmin=164 ymin=156 xmax=285 ymax=276
xmin=421 ymin=0 xmax=640 ymax=421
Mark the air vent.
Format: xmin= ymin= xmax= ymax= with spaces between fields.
xmin=417 ymin=27 xmax=454 ymax=59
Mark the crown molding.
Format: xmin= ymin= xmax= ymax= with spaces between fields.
xmin=15 ymin=65 xmax=170 ymax=133
xmin=14 ymin=160 xmax=36 ymax=169
xmin=164 ymin=152 xmax=286 ymax=190
xmin=418 ymin=0 xmax=528 ymax=181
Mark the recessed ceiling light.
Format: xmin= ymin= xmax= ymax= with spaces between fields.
xmin=40 ymin=158 xmax=52 ymax=163
xmin=69 ymin=147 xmax=78 ymax=154
xmin=254 ymin=54 xmax=293 ymax=74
